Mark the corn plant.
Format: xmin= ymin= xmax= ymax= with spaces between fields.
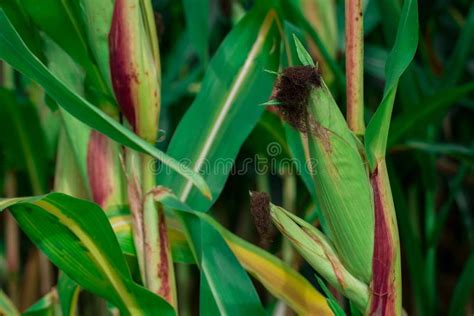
xmin=0 ymin=0 xmax=473 ymax=315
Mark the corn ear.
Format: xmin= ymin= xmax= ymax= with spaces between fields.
xmin=109 ymin=0 xmax=160 ymax=142
xmin=108 ymin=0 xmax=176 ymax=307
xmin=270 ymin=203 xmax=369 ymax=311
xmin=87 ymin=130 xmax=127 ymax=211
xmin=305 ymin=77 xmax=374 ymax=283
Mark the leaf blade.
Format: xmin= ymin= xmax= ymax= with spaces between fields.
xmin=365 ymin=0 xmax=419 ymax=169
xmin=160 ymin=4 xmax=281 ymax=210
xmin=0 ymin=9 xmax=210 ymax=198
xmin=0 ymin=193 xmax=175 ymax=315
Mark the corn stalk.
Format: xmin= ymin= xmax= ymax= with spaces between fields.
xmin=108 ymin=0 xmax=176 ymax=307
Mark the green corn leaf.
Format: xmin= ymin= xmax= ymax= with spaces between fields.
xmin=0 ymin=291 xmax=19 ymax=316
xmin=375 ymin=0 xmax=402 ymax=44
xmin=79 ymin=0 xmax=114 ymax=89
xmin=155 ymin=190 xmax=334 ymax=315
xmin=183 ymin=0 xmax=208 ymax=64
xmin=155 ymin=7 xmax=283 ymax=310
xmin=215 ymin=221 xmax=331 ymax=315
xmin=58 ymin=273 xmax=81 ymax=316
xmin=427 ymin=165 xmax=468 ymax=247
xmin=388 ymin=81 xmax=474 ymax=147
xmin=162 ymin=64 xmax=202 ymax=107
xmin=448 ymin=253 xmax=474 ymax=316
xmin=167 ymin=220 xmax=197 ymax=264
xmin=106 ymin=206 xmax=196 ymax=263
xmin=22 ymin=290 xmax=60 ymax=316
xmin=16 ymin=0 xmax=109 ymax=94
xmin=17 ymin=0 xmax=88 ymax=68
xmin=365 ymin=0 xmax=419 ymax=170
xmin=0 ymin=88 xmax=49 ymax=195
xmin=403 ymin=142 xmax=474 ymax=166
xmin=0 ymin=9 xmax=211 ymax=199
xmin=442 ymin=6 xmax=474 ymax=88
xmin=44 ymin=35 xmax=91 ymax=193
xmin=293 ymin=34 xmax=315 ymax=67
xmin=154 ymin=192 xmax=266 ymax=315
xmin=260 ymin=99 xmax=283 ymax=106
xmin=0 ymin=193 xmax=175 ymax=315
xmin=375 ymin=0 xmax=422 ymax=111
xmin=0 ymin=0 xmax=43 ymax=58
xmin=98 ymin=193 xmax=332 ymax=314
xmin=199 ymin=275 xmax=220 ymax=315
xmin=106 ymin=208 xmax=137 ymax=257
xmin=161 ymin=32 xmax=201 ymax=107
xmin=159 ymin=2 xmax=280 ymax=211
xmin=315 ymin=276 xmax=346 ymax=316
xmin=282 ymin=0 xmax=345 ymax=89
xmin=54 ymin=128 xmax=91 ymax=200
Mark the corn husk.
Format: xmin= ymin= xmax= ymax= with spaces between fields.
xmin=270 ymin=203 xmax=369 ymax=311
xmin=306 ymin=78 xmax=374 ymax=283
xmin=272 ymin=66 xmax=374 ymax=283
xmin=109 ymin=0 xmax=160 ymax=143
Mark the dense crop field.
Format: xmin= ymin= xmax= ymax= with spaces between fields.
xmin=0 ymin=0 xmax=472 ymax=315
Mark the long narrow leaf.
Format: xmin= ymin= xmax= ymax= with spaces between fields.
xmin=0 ymin=9 xmax=210 ymax=198
xmin=58 ymin=273 xmax=81 ymax=316
xmin=388 ymin=81 xmax=474 ymax=147
xmin=23 ymin=290 xmax=60 ymax=316
xmin=18 ymin=0 xmax=89 ymax=67
xmin=159 ymin=2 xmax=280 ymax=211
xmin=159 ymin=195 xmax=265 ymax=315
xmin=0 ymin=291 xmax=19 ymax=316
xmin=16 ymin=0 xmax=110 ymax=94
xmin=448 ymin=254 xmax=474 ymax=316
xmin=76 ymin=196 xmax=332 ymax=314
xmin=365 ymin=0 xmax=419 ymax=170
xmin=0 ymin=88 xmax=48 ymax=194
xmin=155 ymin=190 xmax=333 ymax=315
xmin=442 ymin=6 xmax=474 ymax=87
xmin=182 ymin=0 xmax=208 ymax=63
xmin=0 ymin=194 xmax=175 ymax=315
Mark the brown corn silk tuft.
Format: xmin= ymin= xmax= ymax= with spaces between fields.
xmin=250 ymin=191 xmax=273 ymax=245
xmin=271 ymin=66 xmax=321 ymax=133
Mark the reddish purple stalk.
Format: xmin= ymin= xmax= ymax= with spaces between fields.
xmin=369 ymin=162 xmax=401 ymax=315
xmin=370 ymin=167 xmax=395 ymax=315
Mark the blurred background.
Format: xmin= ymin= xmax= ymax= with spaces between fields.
xmin=0 ymin=0 xmax=473 ymax=315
